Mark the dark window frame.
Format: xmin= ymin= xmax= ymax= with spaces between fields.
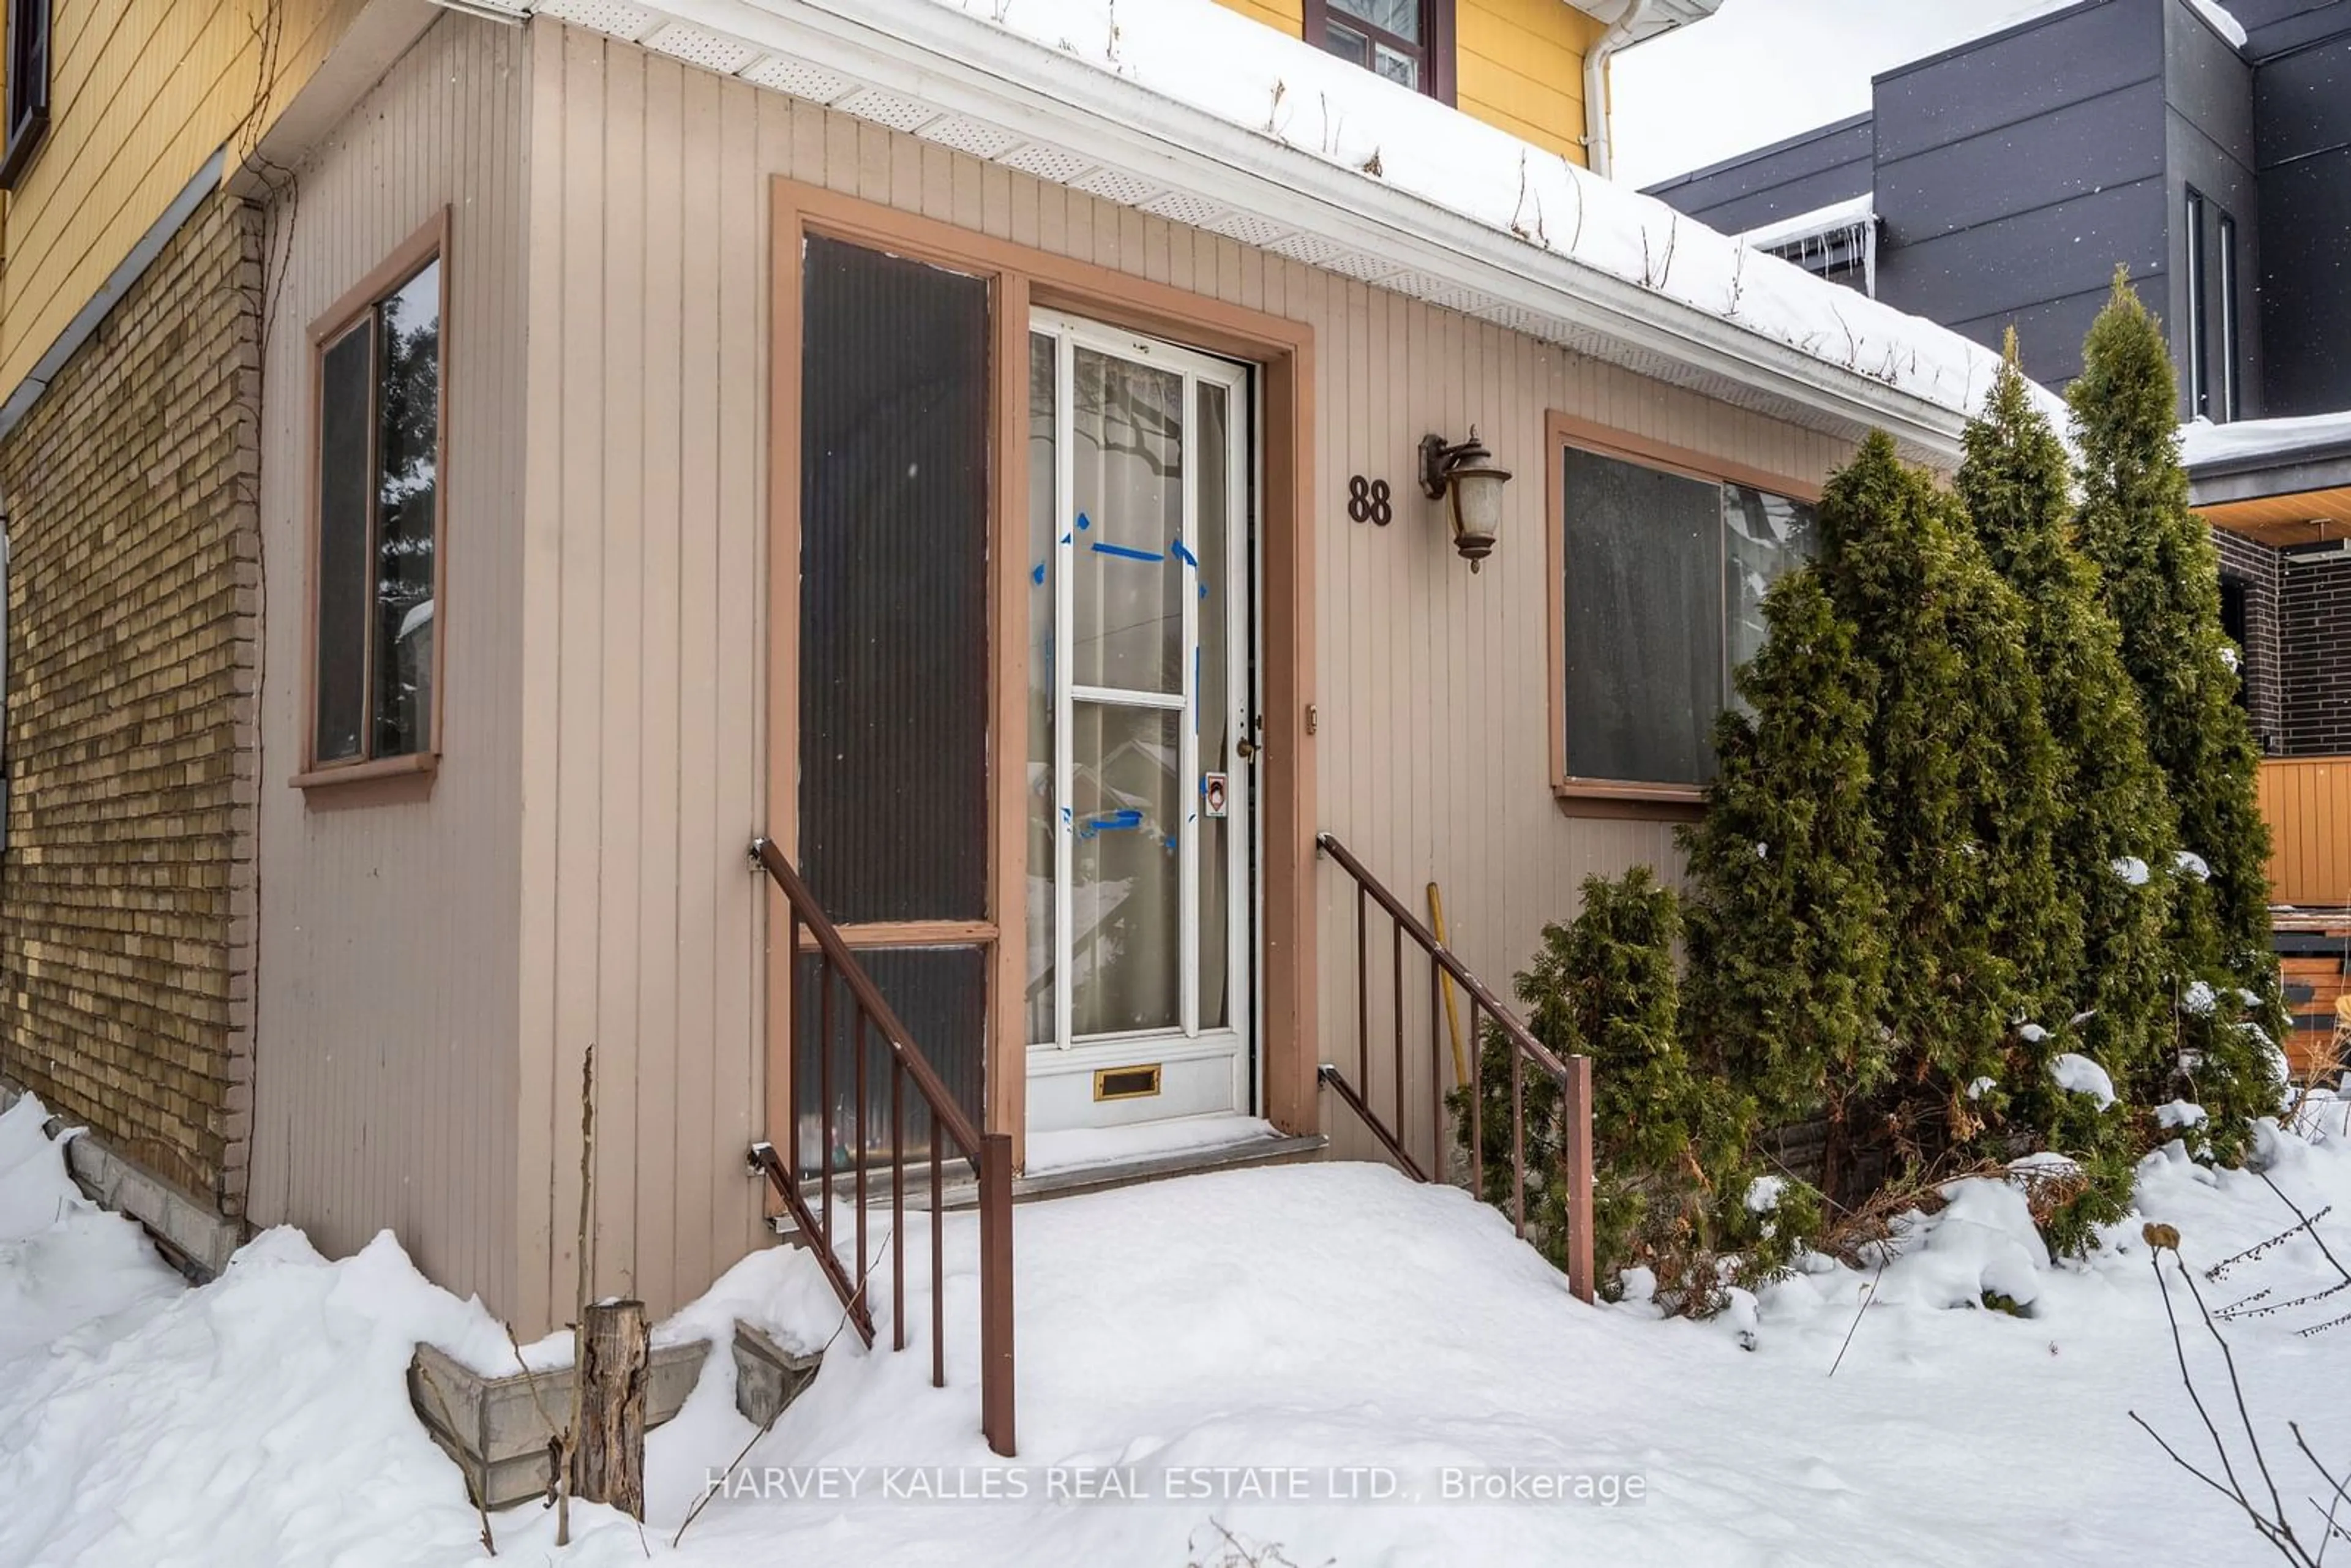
xmin=2185 ymin=186 xmax=2210 ymax=419
xmin=2218 ymin=209 xmax=2241 ymax=422
xmin=295 ymin=211 xmax=450 ymax=790
xmin=1 ymin=0 xmax=51 ymax=190
xmin=1302 ymin=0 xmax=1457 ymax=106
xmin=1543 ymin=411 xmax=1822 ymax=816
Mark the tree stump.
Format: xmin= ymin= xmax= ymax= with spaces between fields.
xmin=572 ymin=1299 xmax=650 ymax=1518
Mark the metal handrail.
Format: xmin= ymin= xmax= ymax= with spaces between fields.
xmin=1315 ymin=831 xmax=1595 ymax=1304
xmin=747 ymin=837 xmax=1015 ymax=1457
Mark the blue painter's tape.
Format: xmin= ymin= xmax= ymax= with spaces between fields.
xmin=1199 ymin=583 xmax=1209 ymax=600
xmin=1032 ymin=563 xmax=1046 ymax=585
xmin=1090 ymin=541 xmax=1164 ymax=563
xmin=1078 ymin=808 xmax=1144 ymax=839
xmin=1060 ymin=532 xmax=1073 ymax=546
xmin=1076 ymin=511 xmax=1093 ymax=531
xmin=1171 ymin=536 xmax=1199 ymax=568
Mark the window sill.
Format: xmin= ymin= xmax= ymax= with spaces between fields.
xmin=1553 ymin=781 xmax=1706 ymax=823
xmin=291 ymin=752 xmax=438 ymax=792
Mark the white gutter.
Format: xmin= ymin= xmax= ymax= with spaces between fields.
xmin=606 ymin=0 xmax=1970 ymax=456
xmin=1583 ymin=0 xmax=1653 ymax=183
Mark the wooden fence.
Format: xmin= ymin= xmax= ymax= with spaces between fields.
xmin=2261 ymin=757 xmax=2351 ymax=909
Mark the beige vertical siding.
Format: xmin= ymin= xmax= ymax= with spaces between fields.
xmin=248 ymin=15 xmax=529 ymax=1313
xmin=516 ymin=22 xmax=1852 ymax=1326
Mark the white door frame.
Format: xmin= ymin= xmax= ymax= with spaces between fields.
xmin=1027 ymin=307 xmax=1257 ymax=1132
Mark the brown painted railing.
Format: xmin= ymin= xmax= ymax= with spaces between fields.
xmin=1315 ymin=832 xmax=1595 ymax=1304
xmin=746 ymin=837 xmax=1014 ymax=1457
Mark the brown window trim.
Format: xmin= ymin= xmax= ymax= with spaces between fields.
xmin=767 ymin=176 xmax=1317 ymax=1173
xmin=296 ymin=209 xmax=451 ymax=794
xmin=1543 ymin=410 xmax=1823 ymax=820
xmin=1302 ymin=0 xmax=1457 ymax=107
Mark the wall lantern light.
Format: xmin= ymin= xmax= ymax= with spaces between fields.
xmin=1419 ymin=427 xmax=1512 ymax=571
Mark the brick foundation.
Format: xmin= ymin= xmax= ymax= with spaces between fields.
xmin=0 ymin=188 xmax=262 ymax=1217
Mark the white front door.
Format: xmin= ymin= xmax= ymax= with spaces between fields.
xmin=1024 ymin=310 xmax=1254 ymax=1134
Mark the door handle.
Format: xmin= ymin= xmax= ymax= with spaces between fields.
xmin=1235 ymin=738 xmax=1261 ymax=760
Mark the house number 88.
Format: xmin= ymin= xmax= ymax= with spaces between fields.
xmin=1347 ymin=475 xmax=1393 ymax=527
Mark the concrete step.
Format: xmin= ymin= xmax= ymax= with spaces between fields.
xmin=771 ymin=1123 xmax=1327 ymax=1237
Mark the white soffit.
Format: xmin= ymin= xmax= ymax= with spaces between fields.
xmin=528 ymin=0 xmax=1965 ymax=455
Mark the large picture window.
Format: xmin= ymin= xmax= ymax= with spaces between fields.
xmin=1304 ymin=0 xmax=1455 ymax=103
xmin=1547 ymin=418 xmax=1818 ymax=803
xmin=304 ymin=218 xmax=445 ymax=780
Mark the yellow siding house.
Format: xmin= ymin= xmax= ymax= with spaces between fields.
xmin=1211 ymin=0 xmax=1722 ymax=168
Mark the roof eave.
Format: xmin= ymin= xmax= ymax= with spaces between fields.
xmin=1573 ymin=0 xmax=1728 ymax=47
xmin=595 ymin=0 xmax=1967 ymax=459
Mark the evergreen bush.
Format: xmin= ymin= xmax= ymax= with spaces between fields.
xmin=1457 ymin=869 xmax=1814 ymax=1313
xmin=2069 ymin=272 xmax=2288 ymax=1151
xmin=1957 ymin=340 xmax=2177 ymax=1095
xmin=1680 ymin=571 xmax=1888 ymax=1156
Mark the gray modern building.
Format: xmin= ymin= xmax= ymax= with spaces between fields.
xmin=1649 ymin=0 xmax=2351 ymax=990
xmin=1644 ymin=0 xmax=2351 ymax=421
xmin=1648 ymin=0 xmax=2350 ymax=763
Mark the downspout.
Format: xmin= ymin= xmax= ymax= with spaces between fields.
xmin=1583 ymin=0 xmax=1654 ymax=181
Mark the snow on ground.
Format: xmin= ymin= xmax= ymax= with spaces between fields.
xmin=13 ymin=1089 xmax=2351 ymax=1565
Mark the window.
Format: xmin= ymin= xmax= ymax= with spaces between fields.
xmin=2218 ymin=574 xmax=2252 ymax=716
xmin=2185 ymin=188 xmax=2210 ymax=419
xmin=1304 ymin=0 xmax=1455 ymax=103
xmin=1547 ymin=419 xmax=1819 ymax=801
xmin=2218 ymin=211 xmax=2241 ymax=422
xmin=1 ymin=0 xmax=50 ymax=190
xmin=304 ymin=219 xmax=444 ymax=780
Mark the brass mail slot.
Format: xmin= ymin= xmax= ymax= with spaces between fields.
xmin=1093 ymin=1064 xmax=1163 ymax=1102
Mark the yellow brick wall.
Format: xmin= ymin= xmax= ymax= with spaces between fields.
xmin=0 ymin=188 xmax=262 ymax=1214
xmin=1210 ymin=0 xmax=1603 ymax=164
xmin=0 ymin=0 xmax=360 ymax=401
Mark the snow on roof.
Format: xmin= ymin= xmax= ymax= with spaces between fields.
xmin=923 ymin=0 xmax=2057 ymax=433
xmin=2180 ymin=411 xmax=2351 ymax=472
xmin=2187 ymin=0 xmax=2248 ymax=48
xmin=1737 ymin=194 xmax=1877 ymax=253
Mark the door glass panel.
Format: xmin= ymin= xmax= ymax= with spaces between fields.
xmin=1071 ymin=347 xmax=1184 ymax=694
xmin=1026 ymin=332 xmax=1057 ymax=1046
xmin=1196 ymin=381 xmax=1232 ymax=1033
xmin=794 ymin=945 xmax=986 ymax=1177
xmin=1071 ymin=703 xmax=1182 ymax=1036
xmin=798 ymin=234 xmax=991 ymax=922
